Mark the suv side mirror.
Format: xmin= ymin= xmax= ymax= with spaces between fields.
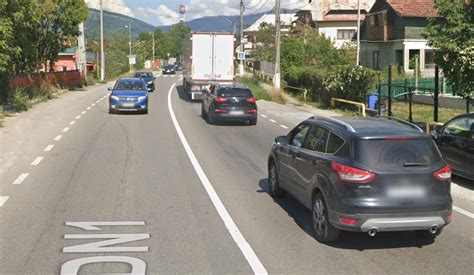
xmin=275 ymin=136 xmax=287 ymax=145
xmin=107 ymin=87 xmax=112 ymax=91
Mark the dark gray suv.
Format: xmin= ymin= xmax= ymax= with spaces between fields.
xmin=268 ymin=116 xmax=452 ymax=243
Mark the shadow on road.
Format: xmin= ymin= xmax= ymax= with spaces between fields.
xmin=258 ymin=178 xmax=436 ymax=250
xmin=176 ymin=85 xmax=195 ymax=103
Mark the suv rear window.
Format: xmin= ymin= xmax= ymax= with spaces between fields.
xmin=218 ymin=88 xmax=252 ymax=97
xmin=354 ymin=138 xmax=442 ymax=169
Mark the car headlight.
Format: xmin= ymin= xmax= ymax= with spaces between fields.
xmin=110 ymin=95 xmax=119 ymax=100
xmin=138 ymin=96 xmax=147 ymax=101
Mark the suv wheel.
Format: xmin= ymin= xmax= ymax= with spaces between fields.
xmin=208 ymin=107 xmax=215 ymax=125
xmin=312 ymin=193 xmax=340 ymax=243
xmin=268 ymin=161 xmax=284 ymax=197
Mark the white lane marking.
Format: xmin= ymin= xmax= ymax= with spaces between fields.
xmin=69 ymin=121 xmax=76 ymax=125
xmin=63 ymin=234 xmax=150 ymax=253
xmin=260 ymin=114 xmax=267 ymax=118
xmin=66 ymin=221 xmax=146 ymax=231
xmin=96 ymin=100 xmax=100 ymax=103
xmin=81 ymin=111 xmax=86 ymax=114
xmin=171 ymin=75 xmax=176 ymax=78
xmin=61 ymin=256 xmax=146 ymax=275
xmin=63 ymin=127 xmax=70 ymax=132
xmin=75 ymin=115 xmax=81 ymax=120
xmin=31 ymin=157 xmax=44 ymax=166
xmin=91 ymin=103 xmax=96 ymax=106
xmin=269 ymin=119 xmax=277 ymax=123
xmin=54 ymin=135 xmax=63 ymax=141
xmin=44 ymin=145 xmax=54 ymax=152
xmin=13 ymin=173 xmax=29 ymax=185
xmin=86 ymin=107 xmax=92 ymax=110
xmin=0 ymin=196 xmax=9 ymax=207
xmin=280 ymin=125 xmax=288 ymax=129
xmin=163 ymin=75 xmax=168 ymax=78
xmin=167 ymin=84 xmax=267 ymax=274
xmin=453 ymin=205 xmax=474 ymax=219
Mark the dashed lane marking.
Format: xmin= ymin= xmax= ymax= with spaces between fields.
xmin=0 ymin=196 xmax=9 ymax=207
xmin=63 ymin=127 xmax=70 ymax=132
xmin=13 ymin=173 xmax=29 ymax=185
xmin=280 ymin=125 xmax=288 ymax=129
xmin=91 ymin=104 xmax=96 ymax=106
xmin=260 ymin=114 xmax=267 ymax=118
xmin=75 ymin=116 xmax=81 ymax=120
xmin=69 ymin=121 xmax=76 ymax=125
xmin=86 ymin=107 xmax=92 ymax=110
xmin=54 ymin=135 xmax=63 ymax=141
xmin=453 ymin=206 xmax=474 ymax=219
xmin=167 ymin=83 xmax=268 ymax=274
xmin=269 ymin=119 xmax=277 ymax=123
xmin=81 ymin=111 xmax=86 ymax=114
xmin=96 ymin=100 xmax=100 ymax=103
xmin=44 ymin=145 xmax=54 ymax=152
xmin=31 ymin=157 xmax=43 ymax=166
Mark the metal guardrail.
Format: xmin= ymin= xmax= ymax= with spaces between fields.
xmin=331 ymin=98 xmax=366 ymax=117
xmin=253 ymin=70 xmax=274 ymax=82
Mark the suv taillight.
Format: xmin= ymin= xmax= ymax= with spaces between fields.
xmin=331 ymin=162 xmax=376 ymax=183
xmin=215 ymin=96 xmax=228 ymax=103
xmin=246 ymin=97 xmax=257 ymax=103
xmin=434 ymin=165 xmax=451 ymax=181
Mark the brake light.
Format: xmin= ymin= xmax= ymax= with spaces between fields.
xmin=246 ymin=97 xmax=257 ymax=103
xmin=245 ymin=109 xmax=257 ymax=113
xmin=339 ymin=217 xmax=357 ymax=225
xmin=331 ymin=162 xmax=376 ymax=183
xmin=215 ymin=96 xmax=228 ymax=103
xmin=434 ymin=164 xmax=451 ymax=181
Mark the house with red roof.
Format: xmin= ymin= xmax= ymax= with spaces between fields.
xmin=359 ymin=0 xmax=440 ymax=74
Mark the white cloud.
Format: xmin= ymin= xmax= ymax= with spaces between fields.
xmin=85 ymin=0 xmax=134 ymax=17
xmin=135 ymin=5 xmax=180 ymax=26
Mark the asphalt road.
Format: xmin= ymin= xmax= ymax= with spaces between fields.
xmin=0 ymin=74 xmax=473 ymax=274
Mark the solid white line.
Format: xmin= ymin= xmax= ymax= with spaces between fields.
xmin=0 ymin=196 xmax=9 ymax=207
xmin=44 ymin=145 xmax=54 ymax=152
xmin=269 ymin=119 xmax=277 ymax=123
xmin=86 ymin=107 xmax=92 ymax=110
xmin=260 ymin=114 xmax=267 ymax=118
xmin=63 ymin=127 xmax=70 ymax=132
xmin=31 ymin=157 xmax=43 ymax=166
xmin=81 ymin=111 xmax=86 ymax=115
xmin=280 ymin=125 xmax=288 ymax=129
xmin=54 ymin=135 xmax=63 ymax=141
xmin=69 ymin=121 xmax=76 ymax=125
xmin=13 ymin=173 xmax=29 ymax=185
xmin=167 ymin=84 xmax=267 ymax=274
xmin=453 ymin=205 xmax=474 ymax=219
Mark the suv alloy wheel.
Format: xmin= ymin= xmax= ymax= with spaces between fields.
xmin=312 ymin=193 xmax=340 ymax=243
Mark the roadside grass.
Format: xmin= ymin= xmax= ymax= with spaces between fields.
xmin=386 ymin=101 xmax=465 ymax=124
xmin=237 ymin=75 xmax=286 ymax=103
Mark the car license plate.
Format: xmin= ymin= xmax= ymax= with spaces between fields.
xmin=230 ymin=110 xmax=244 ymax=115
xmin=122 ymin=103 xmax=135 ymax=107
xmin=387 ymin=186 xmax=426 ymax=199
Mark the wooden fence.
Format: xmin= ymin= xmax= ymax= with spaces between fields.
xmin=10 ymin=70 xmax=83 ymax=89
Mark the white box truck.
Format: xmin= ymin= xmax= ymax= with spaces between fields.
xmin=183 ymin=32 xmax=235 ymax=101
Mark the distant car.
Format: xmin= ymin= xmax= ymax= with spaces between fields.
xmin=134 ymin=71 xmax=155 ymax=92
xmin=109 ymin=78 xmax=149 ymax=114
xmin=174 ymin=62 xmax=183 ymax=71
xmin=163 ymin=64 xmax=176 ymax=74
xmin=431 ymin=113 xmax=474 ymax=180
xmin=201 ymin=83 xmax=257 ymax=125
xmin=268 ymin=116 xmax=452 ymax=243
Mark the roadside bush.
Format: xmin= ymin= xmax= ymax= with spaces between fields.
xmin=324 ymin=65 xmax=377 ymax=105
xmin=237 ymin=75 xmax=271 ymax=101
xmin=9 ymin=89 xmax=32 ymax=112
xmin=285 ymin=66 xmax=328 ymax=103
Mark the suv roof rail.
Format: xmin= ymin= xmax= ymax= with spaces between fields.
xmin=376 ymin=116 xmax=424 ymax=132
xmin=312 ymin=116 xmax=356 ymax=133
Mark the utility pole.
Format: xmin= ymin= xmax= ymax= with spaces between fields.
xmin=239 ymin=0 xmax=244 ymax=76
xmin=78 ymin=22 xmax=87 ymax=79
xmin=356 ymin=0 xmax=361 ymax=66
xmin=99 ymin=0 xmax=105 ymax=81
xmin=127 ymin=20 xmax=132 ymax=72
xmin=274 ymin=0 xmax=281 ymax=90
xmin=152 ymin=30 xmax=155 ymax=62
xmin=233 ymin=19 xmax=237 ymax=35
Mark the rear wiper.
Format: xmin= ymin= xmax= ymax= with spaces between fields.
xmin=403 ymin=162 xmax=428 ymax=167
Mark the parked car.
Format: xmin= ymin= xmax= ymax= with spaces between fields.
xmin=268 ymin=116 xmax=452 ymax=243
xmin=134 ymin=71 xmax=155 ymax=92
xmin=174 ymin=62 xmax=183 ymax=71
xmin=201 ymin=83 xmax=257 ymax=125
xmin=162 ymin=64 xmax=176 ymax=74
xmin=431 ymin=113 xmax=474 ymax=180
xmin=108 ymin=78 xmax=149 ymax=114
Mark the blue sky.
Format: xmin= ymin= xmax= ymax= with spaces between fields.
xmin=85 ymin=1 xmax=305 ymax=26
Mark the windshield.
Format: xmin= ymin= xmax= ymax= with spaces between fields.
xmin=218 ymin=88 xmax=253 ymax=97
xmin=114 ymin=80 xmax=146 ymax=91
xmin=354 ymin=138 xmax=442 ymax=170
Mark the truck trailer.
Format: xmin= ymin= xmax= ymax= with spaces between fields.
xmin=183 ymin=32 xmax=235 ymax=101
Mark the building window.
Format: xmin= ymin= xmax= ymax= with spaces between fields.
xmin=424 ymin=49 xmax=436 ymax=69
xmin=337 ymin=29 xmax=355 ymax=40
xmin=409 ymin=49 xmax=420 ymax=70
xmin=373 ymin=51 xmax=381 ymax=70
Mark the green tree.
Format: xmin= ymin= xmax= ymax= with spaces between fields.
xmin=425 ymin=0 xmax=473 ymax=111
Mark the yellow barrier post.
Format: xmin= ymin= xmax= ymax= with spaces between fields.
xmin=331 ymin=98 xmax=366 ymax=117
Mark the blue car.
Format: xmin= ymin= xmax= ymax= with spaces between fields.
xmin=109 ymin=78 xmax=149 ymax=114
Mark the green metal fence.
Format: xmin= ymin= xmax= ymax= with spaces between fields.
xmin=372 ymin=77 xmax=453 ymax=98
